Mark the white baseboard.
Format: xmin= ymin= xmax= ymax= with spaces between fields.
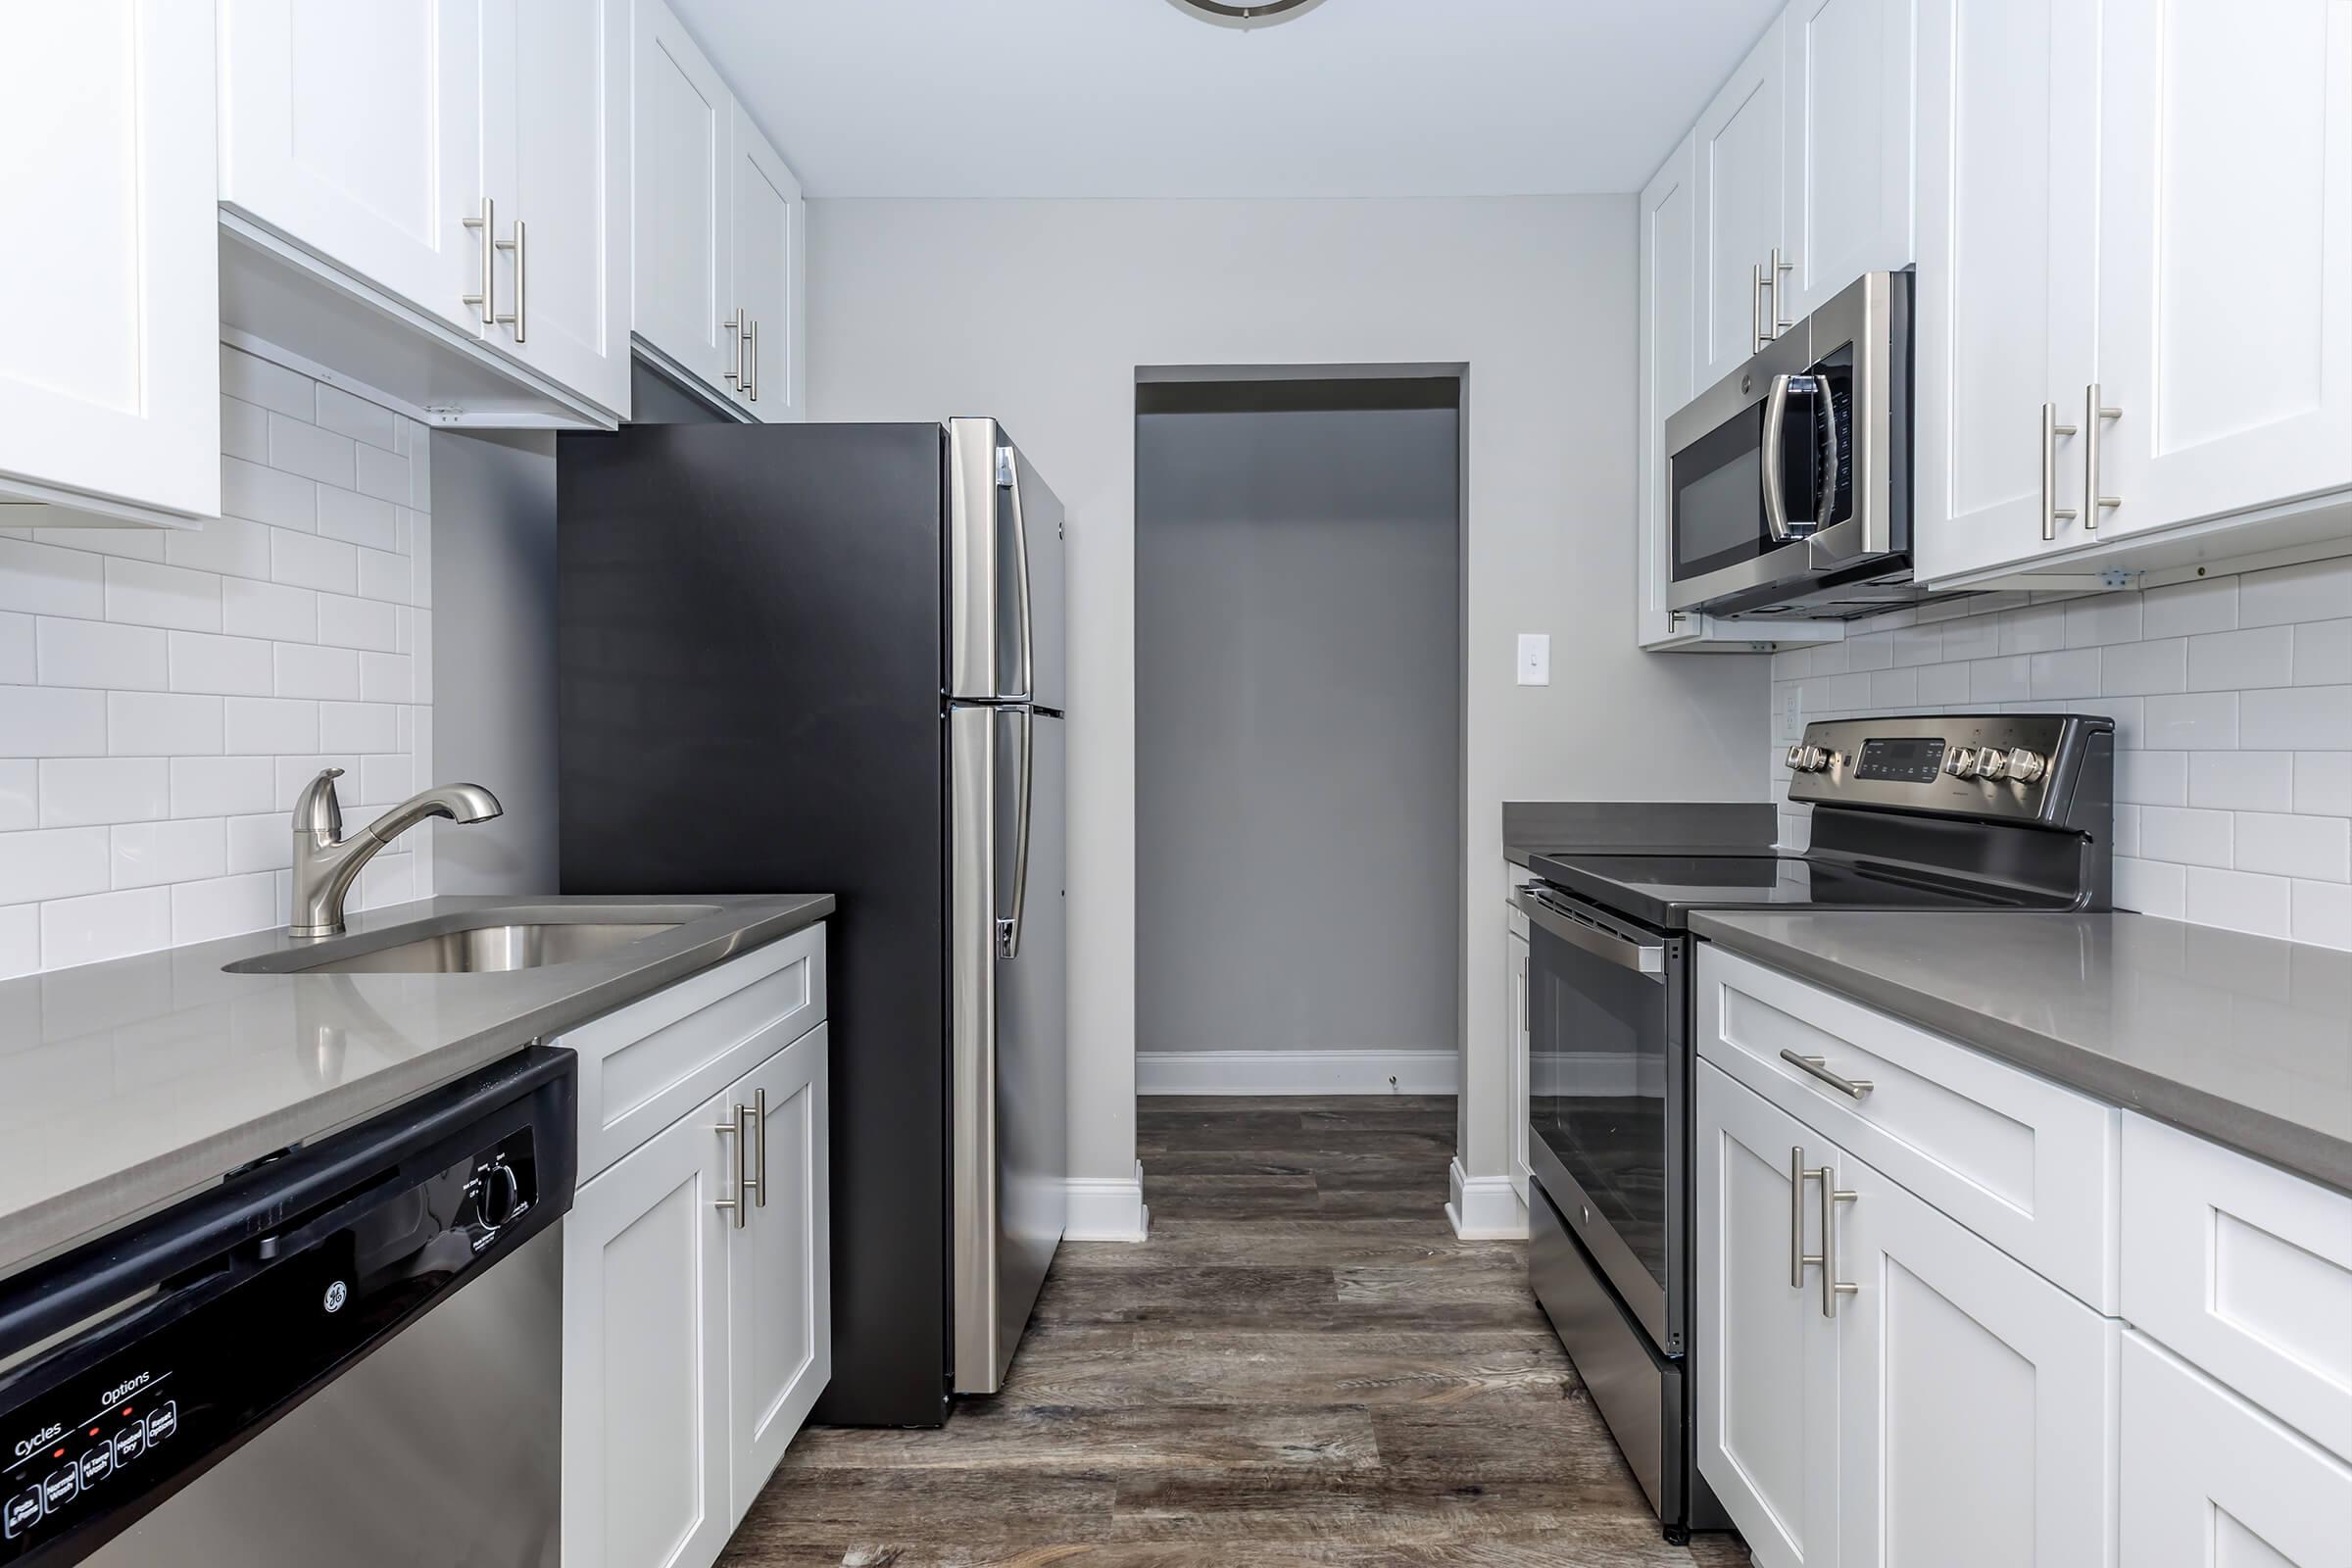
xmin=1446 ymin=1156 xmax=1528 ymax=1240
xmin=1065 ymin=1161 xmax=1150 ymax=1243
xmin=1136 ymin=1050 xmax=1458 ymax=1096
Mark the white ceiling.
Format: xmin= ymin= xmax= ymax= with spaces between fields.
xmin=666 ymin=0 xmax=1783 ymax=199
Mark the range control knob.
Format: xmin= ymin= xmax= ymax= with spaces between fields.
xmin=1942 ymin=746 xmax=1980 ymax=778
xmin=1974 ymin=749 xmax=2013 ymax=781
xmin=472 ymin=1159 xmax=523 ymax=1229
xmin=1785 ymin=744 xmax=1832 ymax=773
xmin=2001 ymin=747 xmax=2050 ymax=784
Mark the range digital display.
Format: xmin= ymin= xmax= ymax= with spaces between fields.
xmin=1854 ymin=736 xmax=1946 ymax=783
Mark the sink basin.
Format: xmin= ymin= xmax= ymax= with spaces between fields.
xmin=223 ymin=905 xmax=720 ymax=975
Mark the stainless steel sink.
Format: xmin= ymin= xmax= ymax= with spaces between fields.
xmin=223 ymin=905 xmax=721 ymax=975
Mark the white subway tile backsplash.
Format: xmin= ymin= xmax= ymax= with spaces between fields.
xmin=2143 ymin=692 xmax=2237 ymax=751
xmin=1970 ymin=656 xmax=2031 ymax=703
xmin=104 ymin=558 xmax=220 ymax=633
xmin=168 ymin=631 xmax=274 ymax=696
xmin=1867 ymin=667 xmax=1916 ymax=707
xmin=0 ymin=538 xmax=106 ymax=618
xmin=2297 ymin=752 xmax=2352 ymax=815
xmin=1940 ymin=614 xmax=2000 ymax=661
xmin=38 ymin=759 xmax=169 ymax=826
xmin=2187 ymin=626 xmax=2293 ymax=692
xmin=2140 ymin=576 xmax=2238 ymax=639
xmin=2183 ymin=866 xmax=2293 ymax=940
xmin=2239 ymin=557 xmax=2352 ymax=629
xmin=2029 ymin=647 xmax=2101 ymax=700
xmin=1845 ymin=630 xmax=1894 ymax=670
xmin=2188 ymin=751 xmax=2294 ymax=812
xmin=41 ymin=887 xmax=170 ymax=969
xmin=2101 ymin=637 xmax=2187 ymax=695
xmin=106 ymin=693 xmax=222 ymax=757
xmin=2297 ymin=619 xmax=2352 ymax=686
xmin=2117 ymin=750 xmax=2188 ymax=806
xmin=1892 ymin=624 xmax=1941 ymax=666
xmin=0 ymin=348 xmax=429 ymax=972
xmin=1999 ymin=603 xmax=2067 ymax=655
xmin=2140 ymin=806 xmax=2233 ymax=868
xmin=2243 ymin=684 xmax=2352 ymax=750
xmin=36 ymin=618 xmax=167 ymax=690
xmin=1916 ymin=662 xmax=1971 ymax=705
xmin=2235 ymin=810 xmax=2350 ymax=882
xmin=222 ymin=578 xmax=316 ymax=642
xmin=2064 ymin=593 xmax=2143 ymax=648
xmin=2115 ymin=857 xmax=2186 ymax=918
xmin=2292 ymin=879 xmax=2352 ymax=948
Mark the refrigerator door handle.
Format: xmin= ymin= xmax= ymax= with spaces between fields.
xmin=998 ymin=708 xmax=1034 ymax=958
xmin=1001 ymin=444 xmax=1036 ymax=702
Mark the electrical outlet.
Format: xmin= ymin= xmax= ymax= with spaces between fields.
xmin=1516 ymin=633 xmax=1549 ymax=686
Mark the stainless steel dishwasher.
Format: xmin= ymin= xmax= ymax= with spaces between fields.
xmin=0 ymin=1048 xmax=575 ymax=1567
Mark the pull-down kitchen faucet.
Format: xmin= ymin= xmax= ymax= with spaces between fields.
xmin=288 ymin=767 xmax=502 ymax=938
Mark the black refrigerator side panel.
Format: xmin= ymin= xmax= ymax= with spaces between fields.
xmin=557 ymin=421 xmax=954 ymax=1427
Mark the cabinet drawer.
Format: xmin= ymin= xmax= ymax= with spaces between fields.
xmin=2124 ymin=1112 xmax=2352 ymax=1465
xmin=1696 ymin=944 xmax=2119 ymax=1310
xmin=2122 ymin=1330 xmax=2352 ymax=1568
xmin=563 ymin=923 xmax=827 ymax=1180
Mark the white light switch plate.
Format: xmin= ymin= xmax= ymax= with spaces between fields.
xmin=1517 ymin=633 xmax=1549 ymax=686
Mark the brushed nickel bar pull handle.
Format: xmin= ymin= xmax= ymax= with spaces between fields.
xmin=747 ymin=318 xmax=760 ymax=403
xmin=712 ymin=1104 xmax=749 ymax=1227
xmin=1821 ymin=1164 xmax=1858 ymax=1318
xmin=722 ymin=309 xmax=745 ymax=383
xmin=1791 ymin=1147 xmax=1825 ymax=1289
xmin=1771 ymin=246 xmax=1793 ymax=333
xmin=752 ymin=1088 xmax=768 ymax=1208
xmin=1753 ymin=263 xmax=1771 ymax=353
xmin=461 ymin=196 xmax=495 ymax=332
xmin=1780 ymin=1049 xmax=1874 ymax=1100
xmin=2040 ymin=402 xmax=2080 ymax=541
xmin=493 ymin=220 xmax=526 ymax=343
xmin=2085 ymin=383 xmax=2122 ymax=528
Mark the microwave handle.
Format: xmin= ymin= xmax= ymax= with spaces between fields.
xmin=1761 ymin=372 xmax=1795 ymax=543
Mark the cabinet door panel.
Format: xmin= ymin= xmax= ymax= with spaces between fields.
xmin=729 ymin=103 xmax=805 ymax=422
xmin=1833 ymin=1141 xmax=2115 ymax=1568
xmin=2122 ymin=1332 xmax=2352 ymax=1568
xmin=631 ymin=0 xmax=733 ymax=391
xmin=1913 ymin=0 xmax=2098 ymax=580
xmin=219 ymin=0 xmax=485 ymax=333
xmin=0 ymin=0 xmax=218 ymax=518
xmin=726 ymin=1024 xmax=831 ymax=1522
xmin=1781 ymin=0 xmax=1914 ymax=321
xmin=2094 ymin=0 xmax=2352 ymax=533
xmin=1694 ymin=19 xmax=1788 ymax=391
xmin=503 ymin=0 xmax=629 ymax=415
xmin=564 ymin=1102 xmax=732 ymax=1568
xmin=1639 ymin=134 xmax=1703 ymax=649
xmin=1696 ymin=1063 xmax=1840 ymax=1568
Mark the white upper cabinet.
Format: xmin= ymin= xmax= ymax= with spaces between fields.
xmin=493 ymin=0 xmax=632 ymax=416
xmin=0 ymin=0 xmax=220 ymax=524
xmin=1912 ymin=0 xmax=2100 ymax=582
xmin=1778 ymin=0 xmax=1914 ymax=323
xmin=219 ymin=1 xmax=486 ymax=334
xmin=1694 ymin=16 xmax=1789 ymax=392
xmin=1639 ymin=134 xmax=1704 ymax=650
xmin=2092 ymin=0 xmax=2352 ymax=537
xmin=727 ymin=102 xmax=807 ymax=423
xmin=630 ymin=0 xmax=734 ymax=393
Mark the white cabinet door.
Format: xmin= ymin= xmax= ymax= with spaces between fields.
xmin=630 ymin=0 xmax=734 ymax=393
xmin=727 ymin=101 xmax=805 ymax=422
xmin=1638 ymin=133 xmax=1705 ymax=651
xmin=0 ymin=0 xmax=219 ymax=521
xmin=1831 ymin=1139 xmax=2115 ymax=1568
xmin=563 ymin=1096 xmax=734 ymax=1568
xmin=1505 ymin=925 xmax=1530 ymax=1201
xmin=724 ymin=1024 xmax=831 ymax=1524
xmin=1695 ymin=1064 xmax=1840 ymax=1568
xmin=1694 ymin=16 xmax=1788 ymax=392
xmin=219 ymin=0 xmax=488 ymax=334
xmin=2122 ymin=1331 xmax=2352 ymax=1568
xmin=495 ymin=0 xmax=631 ymax=416
xmin=1779 ymin=0 xmax=1914 ymax=322
xmin=2092 ymin=0 xmax=2352 ymax=537
xmin=1911 ymin=0 xmax=2100 ymax=582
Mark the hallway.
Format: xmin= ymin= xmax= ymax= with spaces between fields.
xmin=723 ymin=1097 xmax=1746 ymax=1565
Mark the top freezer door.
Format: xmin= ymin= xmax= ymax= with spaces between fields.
xmin=949 ymin=418 xmax=1065 ymax=709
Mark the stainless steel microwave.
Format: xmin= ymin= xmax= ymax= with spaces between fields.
xmin=1667 ymin=270 xmax=1913 ymax=618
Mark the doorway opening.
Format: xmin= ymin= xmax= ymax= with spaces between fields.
xmin=1133 ymin=368 xmax=1465 ymax=1102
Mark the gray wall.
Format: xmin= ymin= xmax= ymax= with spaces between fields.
xmin=1137 ymin=405 xmax=1459 ymax=1054
xmin=429 ymin=429 xmax=561 ymax=894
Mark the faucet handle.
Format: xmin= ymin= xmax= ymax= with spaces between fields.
xmin=294 ymin=767 xmax=346 ymax=842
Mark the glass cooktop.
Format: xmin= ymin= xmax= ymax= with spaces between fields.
xmin=1528 ymin=851 xmax=2081 ymax=931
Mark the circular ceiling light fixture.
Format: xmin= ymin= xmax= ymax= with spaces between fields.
xmin=1164 ymin=0 xmax=1330 ymax=29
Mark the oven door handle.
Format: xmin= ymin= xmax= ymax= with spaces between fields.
xmin=1514 ymin=889 xmax=1666 ymax=981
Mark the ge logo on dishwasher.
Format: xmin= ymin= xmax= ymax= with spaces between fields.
xmin=322 ymin=1280 xmax=349 ymax=1314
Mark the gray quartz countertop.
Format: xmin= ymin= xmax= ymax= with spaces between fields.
xmin=1690 ymin=910 xmax=2352 ymax=1194
xmin=0 ymin=893 xmax=833 ymax=1281
xmin=1503 ymin=802 xmax=1777 ymax=867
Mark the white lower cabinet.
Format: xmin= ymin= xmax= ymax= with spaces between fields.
xmin=2121 ymin=1331 xmax=2352 ymax=1568
xmin=563 ymin=951 xmax=831 ymax=1568
xmin=1697 ymin=1061 xmax=2113 ymax=1568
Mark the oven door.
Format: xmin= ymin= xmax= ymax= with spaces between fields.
xmin=1518 ymin=885 xmax=1687 ymax=1352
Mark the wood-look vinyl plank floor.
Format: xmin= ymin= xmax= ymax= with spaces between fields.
xmin=722 ymin=1096 xmax=1746 ymax=1567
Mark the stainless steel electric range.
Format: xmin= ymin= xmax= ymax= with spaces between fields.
xmin=1516 ymin=712 xmax=2115 ymax=1543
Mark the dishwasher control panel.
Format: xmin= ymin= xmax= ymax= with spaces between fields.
xmin=0 ymin=1113 xmax=554 ymax=1563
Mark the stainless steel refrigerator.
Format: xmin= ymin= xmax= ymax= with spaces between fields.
xmin=557 ymin=417 xmax=1066 ymax=1425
